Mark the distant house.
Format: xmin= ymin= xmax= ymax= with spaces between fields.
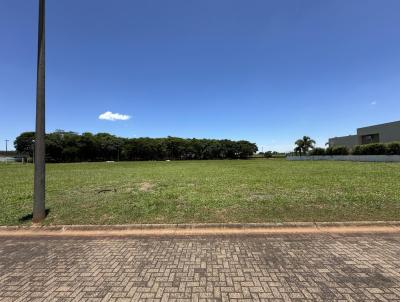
xmin=329 ymin=121 xmax=400 ymax=149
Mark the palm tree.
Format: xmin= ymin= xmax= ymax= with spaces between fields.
xmin=294 ymin=144 xmax=303 ymax=156
xmin=33 ymin=0 xmax=46 ymax=222
xmin=294 ymin=136 xmax=315 ymax=156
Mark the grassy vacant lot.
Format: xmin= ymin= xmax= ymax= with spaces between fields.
xmin=1 ymin=159 xmax=399 ymax=225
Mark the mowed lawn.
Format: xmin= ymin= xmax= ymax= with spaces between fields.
xmin=1 ymin=159 xmax=400 ymax=225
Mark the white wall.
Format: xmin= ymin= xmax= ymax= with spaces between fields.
xmin=0 ymin=157 xmax=16 ymax=163
xmin=287 ymin=155 xmax=400 ymax=162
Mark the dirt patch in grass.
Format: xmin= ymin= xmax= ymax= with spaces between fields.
xmin=139 ymin=182 xmax=155 ymax=192
xmin=248 ymin=193 xmax=274 ymax=202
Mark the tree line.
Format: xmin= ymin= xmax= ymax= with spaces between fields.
xmin=14 ymin=131 xmax=258 ymax=162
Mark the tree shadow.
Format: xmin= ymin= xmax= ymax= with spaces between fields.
xmin=19 ymin=209 xmax=51 ymax=222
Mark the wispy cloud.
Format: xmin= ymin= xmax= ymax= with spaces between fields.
xmin=371 ymin=101 xmax=377 ymax=105
xmin=98 ymin=111 xmax=131 ymax=121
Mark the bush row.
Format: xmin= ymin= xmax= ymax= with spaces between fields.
xmin=310 ymin=142 xmax=400 ymax=156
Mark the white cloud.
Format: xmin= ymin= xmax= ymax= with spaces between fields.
xmin=371 ymin=101 xmax=377 ymax=105
xmin=98 ymin=111 xmax=131 ymax=121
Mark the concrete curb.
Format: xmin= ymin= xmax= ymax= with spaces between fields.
xmin=0 ymin=221 xmax=399 ymax=237
xmin=0 ymin=222 xmax=317 ymax=231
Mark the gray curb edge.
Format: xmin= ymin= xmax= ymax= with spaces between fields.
xmin=1 ymin=221 xmax=400 ymax=232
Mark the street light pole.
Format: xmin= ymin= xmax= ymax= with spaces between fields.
xmin=33 ymin=0 xmax=46 ymax=222
xmin=5 ymin=140 xmax=8 ymax=155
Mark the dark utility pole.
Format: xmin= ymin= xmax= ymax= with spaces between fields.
xmin=33 ymin=0 xmax=46 ymax=222
xmin=5 ymin=140 xmax=8 ymax=155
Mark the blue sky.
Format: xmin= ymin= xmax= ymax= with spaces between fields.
xmin=1 ymin=0 xmax=400 ymax=152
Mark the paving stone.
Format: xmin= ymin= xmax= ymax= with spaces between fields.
xmin=0 ymin=233 xmax=400 ymax=301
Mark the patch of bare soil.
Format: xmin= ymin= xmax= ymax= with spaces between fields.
xmin=248 ymin=193 xmax=274 ymax=202
xmin=139 ymin=182 xmax=155 ymax=192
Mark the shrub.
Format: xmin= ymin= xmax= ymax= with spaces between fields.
xmin=310 ymin=148 xmax=326 ymax=155
xmin=386 ymin=142 xmax=400 ymax=155
xmin=352 ymin=143 xmax=387 ymax=155
xmin=351 ymin=145 xmax=362 ymax=155
xmin=326 ymin=146 xmax=349 ymax=155
xmin=325 ymin=147 xmax=333 ymax=155
xmin=263 ymin=151 xmax=273 ymax=158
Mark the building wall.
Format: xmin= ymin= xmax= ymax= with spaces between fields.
xmin=328 ymin=135 xmax=358 ymax=148
xmin=328 ymin=120 xmax=400 ymax=148
xmin=357 ymin=121 xmax=400 ymax=144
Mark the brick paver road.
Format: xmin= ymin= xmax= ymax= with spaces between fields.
xmin=1 ymin=233 xmax=400 ymax=301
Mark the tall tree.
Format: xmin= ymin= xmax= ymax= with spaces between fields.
xmin=33 ymin=0 xmax=46 ymax=222
xmin=294 ymin=136 xmax=315 ymax=156
xmin=14 ymin=132 xmax=35 ymax=157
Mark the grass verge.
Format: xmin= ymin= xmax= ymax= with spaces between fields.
xmin=1 ymin=159 xmax=399 ymax=225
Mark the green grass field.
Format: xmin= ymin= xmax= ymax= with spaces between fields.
xmin=1 ymin=159 xmax=399 ymax=225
